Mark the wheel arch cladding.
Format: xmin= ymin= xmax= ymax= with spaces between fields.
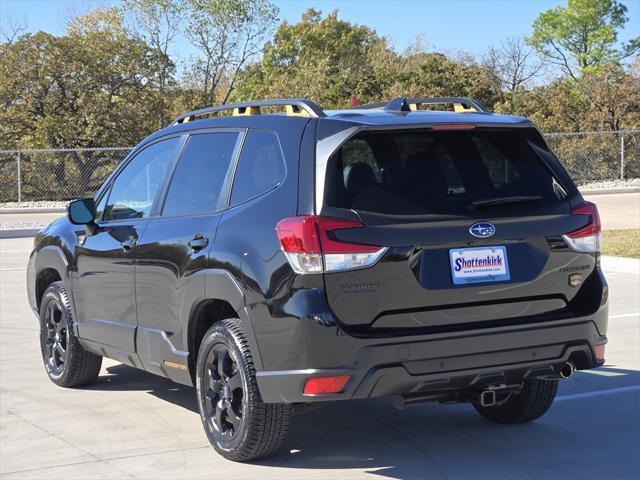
xmin=188 ymin=298 xmax=238 ymax=380
xmin=36 ymin=268 xmax=62 ymax=310
xmin=186 ymin=269 xmax=260 ymax=382
xmin=31 ymin=246 xmax=72 ymax=311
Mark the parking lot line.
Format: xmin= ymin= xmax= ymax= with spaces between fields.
xmin=556 ymin=385 xmax=640 ymax=402
xmin=610 ymin=312 xmax=640 ymax=319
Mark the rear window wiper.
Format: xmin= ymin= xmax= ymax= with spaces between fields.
xmin=467 ymin=195 xmax=543 ymax=211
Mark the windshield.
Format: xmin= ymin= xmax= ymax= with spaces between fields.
xmin=325 ymin=129 xmax=563 ymax=216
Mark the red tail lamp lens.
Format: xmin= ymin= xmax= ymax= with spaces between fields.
xmin=563 ymin=201 xmax=602 ymax=253
xmin=276 ymin=215 xmax=321 ymax=254
xmin=276 ymin=215 xmax=386 ymax=274
xmin=303 ymin=375 xmax=351 ymax=395
xmin=567 ymin=202 xmax=601 ymax=238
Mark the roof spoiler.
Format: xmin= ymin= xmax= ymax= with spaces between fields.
xmin=171 ymin=98 xmax=326 ymax=126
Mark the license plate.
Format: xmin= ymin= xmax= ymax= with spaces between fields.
xmin=449 ymin=246 xmax=510 ymax=285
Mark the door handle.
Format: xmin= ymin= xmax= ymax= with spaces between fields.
xmin=188 ymin=234 xmax=209 ymax=252
xmin=121 ymin=238 xmax=137 ymax=251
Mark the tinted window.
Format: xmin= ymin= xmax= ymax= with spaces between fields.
xmin=104 ymin=138 xmax=178 ymax=221
xmin=163 ymin=132 xmax=239 ymax=216
xmin=230 ymin=130 xmax=285 ymax=206
xmin=474 ymin=136 xmax=521 ymax=188
xmin=326 ymin=130 xmax=561 ymax=216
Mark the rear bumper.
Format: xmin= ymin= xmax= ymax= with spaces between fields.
xmin=255 ymin=307 xmax=608 ymax=403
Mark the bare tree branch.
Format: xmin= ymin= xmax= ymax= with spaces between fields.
xmin=482 ymin=36 xmax=545 ymax=92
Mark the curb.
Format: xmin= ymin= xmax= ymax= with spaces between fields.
xmin=0 ymin=207 xmax=65 ymax=214
xmin=600 ymin=255 xmax=640 ymax=274
xmin=0 ymin=228 xmax=40 ymax=239
xmin=580 ymin=187 xmax=640 ymax=195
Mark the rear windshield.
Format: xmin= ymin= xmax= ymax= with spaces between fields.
xmin=325 ymin=129 xmax=563 ymax=216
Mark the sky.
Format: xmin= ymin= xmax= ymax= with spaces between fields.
xmin=1 ymin=0 xmax=639 ymax=59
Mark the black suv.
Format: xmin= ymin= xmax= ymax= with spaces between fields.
xmin=27 ymin=97 xmax=608 ymax=461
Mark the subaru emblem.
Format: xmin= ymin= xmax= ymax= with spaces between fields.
xmin=469 ymin=222 xmax=496 ymax=238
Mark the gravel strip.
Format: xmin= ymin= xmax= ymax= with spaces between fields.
xmin=0 ymin=221 xmax=47 ymax=230
xmin=577 ymin=178 xmax=640 ymax=190
xmin=0 ymin=201 xmax=68 ymax=209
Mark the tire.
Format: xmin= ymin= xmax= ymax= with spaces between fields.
xmin=39 ymin=281 xmax=102 ymax=387
xmin=474 ymin=378 xmax=559 ymax=424
xmin=195 ymin=319 xmax=291 ymax=461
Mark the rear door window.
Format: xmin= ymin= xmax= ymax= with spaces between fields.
xmin=162 ymin=132 xmax=239 ymax=216
xmin=326 ymin=129 xmax=562 ymax=216
xmin=230 ymin=130 xmax=285 ymax=206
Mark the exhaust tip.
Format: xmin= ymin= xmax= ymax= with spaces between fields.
xmin=560 ymin=362 xmax=575 ymax=379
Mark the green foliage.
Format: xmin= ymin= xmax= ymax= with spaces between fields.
xmin=184 ymin=0 xmax=279 ymax=106
xmin=529 ymin=0 xmax=639 ymax=79
xmin=0 ymin=8 xmax=160 ymax=149
xmin=496 ymin=64 xmax=640 ymax=132
xmin=0 ymin=8 xmax=166 ymax=196
xmin=233 ymin=10 xmax=500 ymax=109
xmin=120 ymin=0 xmax=185 ymax=126
xmin=232 ymin=9 xmax=393 ymax=108
xmin=0 ymin=0 xmax=639 ymax=162
xmin=389 ymin=52 xmax=500 ymax=108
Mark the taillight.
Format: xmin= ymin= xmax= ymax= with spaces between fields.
xmin=276 ymin=215 xmax=387 ymax=274
xmin=563 ymin=202 xmax=602 ymax=253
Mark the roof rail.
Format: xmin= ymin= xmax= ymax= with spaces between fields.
xmin=171 ymin=98 xmax=326 ymax=125
xmin=357 ymin=96 xmax=491 ymax=113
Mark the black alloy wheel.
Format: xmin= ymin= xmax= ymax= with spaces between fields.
xmin=39 ymin=281 xmax=102 ymax=387
xmin=196 ymin=319 xmax=291 ymax=461
xmin=203 ymin=343 xmax=245 ymax=439
xmin=42 ymin=298 xmax=68 ymax=377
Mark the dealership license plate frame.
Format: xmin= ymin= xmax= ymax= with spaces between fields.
xmin=449 ymin=245 xmax=511 ymax=285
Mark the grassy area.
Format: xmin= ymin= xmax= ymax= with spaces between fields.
xmin=602 ymin=229 xmax=640 ymax=258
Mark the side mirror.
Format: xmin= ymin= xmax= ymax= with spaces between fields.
xmin=67 ymin=198 xmax=97 ymax=227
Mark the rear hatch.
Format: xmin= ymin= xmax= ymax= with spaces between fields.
xmin=316 ymin=126 xmax=600 ymax=333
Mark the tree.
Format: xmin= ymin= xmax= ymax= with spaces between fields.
xmin=388 ymin=51 xmax=500 ymax=109
xmin=0 ymin=15 xmax=27 ymax=45
xmin=482 ymin=36 xmax=544 ymax=92
xmin=233 ymin=9 xmax=397 ymax=108
xmin=184 ymin=0 xmax=278 ymax=107
xmin=121 ymin=0 xmax=185 ymax=126
xmin=577 ymin=64 xmax=640 ymax=131
xmin=495 ymin=62 xmax=640 ymax=132
xmin=528 ymin=0 xmax=640 ymax=80
xmin=0 ymin=8 xmax=162 ymax=197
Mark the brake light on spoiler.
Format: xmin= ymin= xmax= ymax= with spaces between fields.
xmin=430 ymin=124 xmax=476 ymax=131
xmin=563 ymin=202 xmax=602 ymax=253
xmin=276 ymin=216 xmax=387 ymax=274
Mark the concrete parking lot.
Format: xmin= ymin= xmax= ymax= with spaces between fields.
xmin=1 ymin=237 xmax=639 ymax=480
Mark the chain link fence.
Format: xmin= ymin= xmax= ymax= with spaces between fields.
xmin=1 ymin=131 xmax=638 ymax=203
xmin=545 ymin=130 xmax=640 ymax=184
xmin=0 ymin=147 xmax=131 ymax=203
